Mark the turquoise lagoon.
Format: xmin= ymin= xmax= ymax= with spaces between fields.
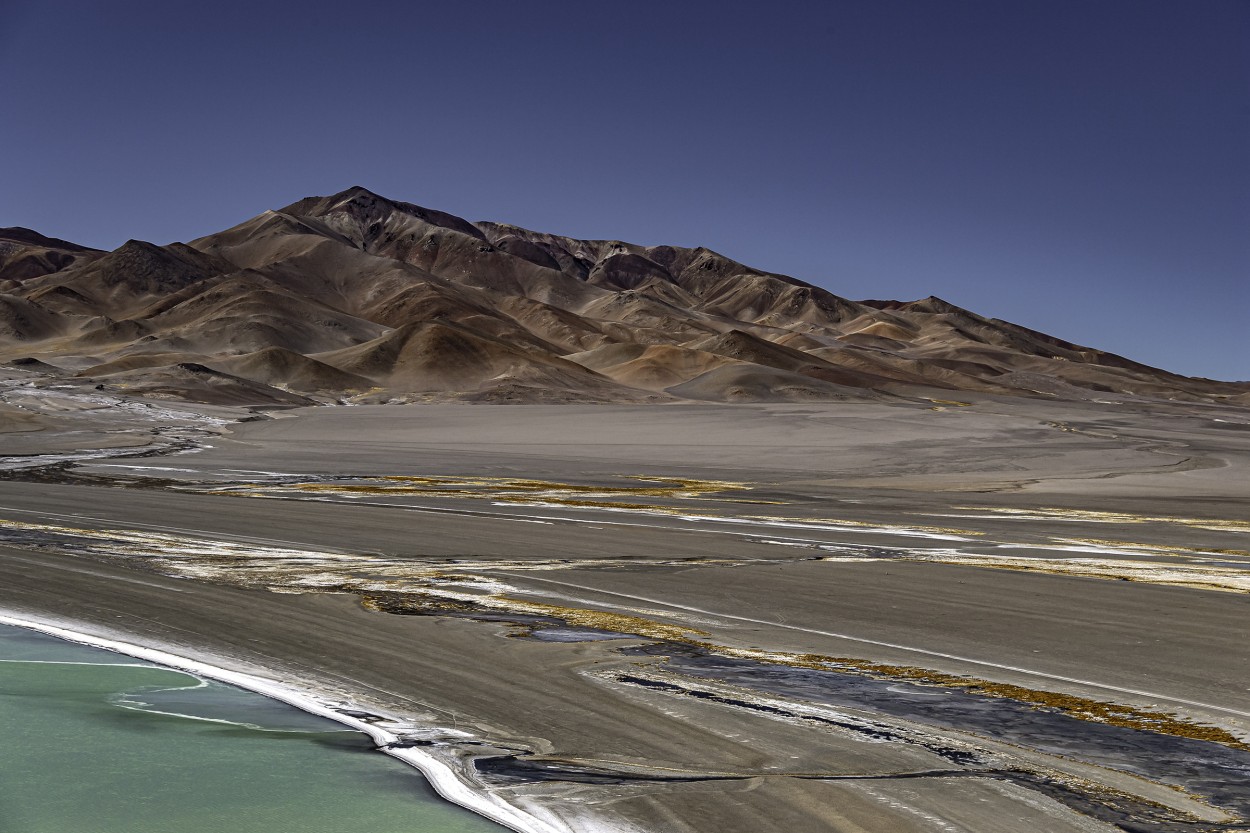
xmin=0 ymin=623 xmax=506 ymax=833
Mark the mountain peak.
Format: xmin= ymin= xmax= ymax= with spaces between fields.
xmin=279 ymin=188 xmax=485 ymax=242
xmin=116 ymin=239 xmax=166 ymax=254
xmin=339 ymin=184 xmax=383 ymax=199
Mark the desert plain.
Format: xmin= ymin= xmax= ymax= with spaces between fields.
xmin=2 ymin=370 xmax=1248 ymax=833
xmin=2 ymin=188 xmax=1248 ymax=831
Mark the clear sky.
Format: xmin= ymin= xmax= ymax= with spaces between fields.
xmin=2 ymin=0 xmax=1246 ymax=380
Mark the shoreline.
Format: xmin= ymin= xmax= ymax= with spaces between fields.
xmin=0 ymin=609 xmax=606 ymax=833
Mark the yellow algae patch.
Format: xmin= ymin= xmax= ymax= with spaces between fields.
xmin=739 ymin=513 xmax=983 ymax=537
xmin=976 ymin=560 xmax=1250 ymax=593
xmin=222 ymin=475 xmax=983 ymax=535
xmin=625 ymin=475 xmax=750 ymax=493
xmin=495 ymin=598 xmax=706 ymax=642
xmin=1051 ymin=538 xmax=1250 ymax=559
xmin=952 ymin=506 xmax=1250 ymax=534
xmin=826 ymin=546 xmax=1250 ymax=593
xmin=205 ymin=473 xmax=756 ymax=510
xmin=493 ymin=497 xmax=695 ymax=513
xmin=1189 ymin=519 xmax=1250 ymax=534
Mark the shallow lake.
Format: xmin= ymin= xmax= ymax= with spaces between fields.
xmin=0 ymin=623 xmax=505 ymax=833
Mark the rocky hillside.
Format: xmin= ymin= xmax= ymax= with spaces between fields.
xmin=1 ymin=187 xmax=1244 ymax=406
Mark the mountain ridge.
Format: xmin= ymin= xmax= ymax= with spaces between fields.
xmin=1 ymin=186 xmax=1244 ymax=406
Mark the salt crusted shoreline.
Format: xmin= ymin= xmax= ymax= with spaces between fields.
xmin=0 ymin=609 xmax=634 ymax=833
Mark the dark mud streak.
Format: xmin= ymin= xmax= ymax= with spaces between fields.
xmin=627 ymin=642 xmax=1250 ymax=816
xmin=617 ymin=673 xmax=982 ymax=765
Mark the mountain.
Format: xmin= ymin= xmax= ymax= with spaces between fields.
xmin=0 ymin=227 xmax=102 ymax=284
xmin=1 ymin=186 xmax=1244 ymax=406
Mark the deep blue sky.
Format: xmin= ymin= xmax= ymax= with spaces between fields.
xmin=3 ymin=0 xmax=1246 ymax=380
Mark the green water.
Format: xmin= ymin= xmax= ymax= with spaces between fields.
xmin=0 ymin=624 xmax=506 ymax=833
